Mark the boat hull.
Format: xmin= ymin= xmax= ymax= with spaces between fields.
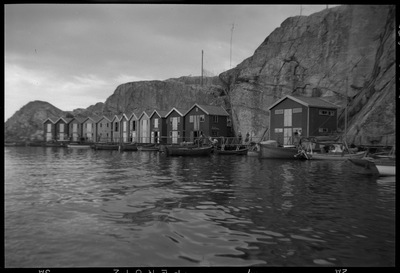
xmin=67 ymin=144 xmax=91 ymax=149
xmin=311 ymin=151 xmax=366 ymax=161
xmin=121 ymin=144 xmax=138 ymax=151
xmin=374 ymin=158 xmax=396 ymax=176
xmin=164 ymin=145 xmax=212 ymax=156
xmin=216 ymin=148 xmax=248 ymax=155
xmin=92 ymin=143 xmax=119 ymax=150
xmin=259 ymin=143 xmax=306 ymax=159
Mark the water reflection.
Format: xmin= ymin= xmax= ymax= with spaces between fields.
xmin=4 ymin=147 xmax=395 ymax=267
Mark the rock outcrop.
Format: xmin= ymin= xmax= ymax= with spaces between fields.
xmin=4 ymin=101 xmax=67 ymax=142
xmin=219 ymin=5 xmax=395 ymax=145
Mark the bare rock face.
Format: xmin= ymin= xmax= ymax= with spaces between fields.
xmin=219 ymin=5 xmax=395 ymax=145
xmin=102 ymin=78 xmax=227 ymax=115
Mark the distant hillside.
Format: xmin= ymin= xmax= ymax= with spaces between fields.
xmin=5 ymin=101 xmax=67 ymax=142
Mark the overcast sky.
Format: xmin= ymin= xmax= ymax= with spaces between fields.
xmin=5 ymin=4 xmax=335 ymax=121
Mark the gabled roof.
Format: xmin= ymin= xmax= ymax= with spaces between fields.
xmin=184 ymin=103 xmax=229 ymax=116
xmin=68 ymin=117 xmax=86 ymax=123
xmin=165 ymin=107 xmax=187 ymax=117
xmin=268 ymin=95 xmax=338 ymax=110
xmin=111 ymin=114 xmax=123 ymax=122
xmin=120 ymin=113 xmax=130 ymax=120
xmin=150 ymin=109 xmax=168 ymax=119
xmin=127 ymin=112 xmax=139 ymax=120
xmin=54 ymin=117 xmax=72 ymax=124
xmin=82 ymin=115 xmax=101 ymax=123
xmin=97 ymin=115 xmax=112 ymax=122
xmin=42 ymin=117 xmax=57 ymax=124
xmin=138 ymin=110 xmax=152 ymax=119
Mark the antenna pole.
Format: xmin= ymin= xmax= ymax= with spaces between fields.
xmin=201 ymin=50 xmax=204 ymax=86
xmin=230 ymin=23 xmax=234 ymax=68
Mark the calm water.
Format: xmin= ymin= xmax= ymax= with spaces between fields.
xmin=5 ymin=147 xmax=395 ymax=267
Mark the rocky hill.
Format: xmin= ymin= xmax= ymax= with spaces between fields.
xmin=219 ymin=5 xmax=395 ymax=145
xmin=4 ymin=101 xmax=68 ymax=142
xmin=5 ymin=5 xmax=395 ymax=145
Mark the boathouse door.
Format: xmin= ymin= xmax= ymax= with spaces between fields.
xmin=59 ymin=124 xmax=64 ymax=141
xmin=46 ymin=123 xmax=52 ymax=141
xmin=122 ymin=121 xmax=127 ymax=142
xmin=72 ymin=123 xmax=78 ymax=142
xmin=172 ymin=131 xmax=178 ymax=144
xmin=87 ymin=123 xmax=92 ymax=141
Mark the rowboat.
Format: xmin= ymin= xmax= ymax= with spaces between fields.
xmin=216 ymin=147 xmax=249 ymax=155
xmin=92 ymin=143 xmax=119 ymax=150
xmin=138 ymin=144 xmax=160 ymax=151
xmin=259 ymin=140 xmax=310 ymax=160
xmin=121 ymin=143 xmax=138 ymax=151
xmin=67 ymin=143 xmax=92 ymax=149
xmin=163 ymin=145 xmax=213 ymax=156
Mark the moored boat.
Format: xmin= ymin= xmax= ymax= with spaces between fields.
xmin=138 ymin=144 xmax=160 ymax=151
xmin=259 ymin=140 xmax=310 ymax=160
xmin=216 ymin=147 xmax=249 ymax=155
xmin=92 ymin=143 xmax=119 ymax=150
xmin=163 ymin=145 xmax=213 ymax=156
xmin=374 ymin=158 xmax=395 ymax=176
xmin=311 ymin=151 xmax=367 ymax=160
xmin=121 ymin=143 xmax=138 ymax=151
xmin=67 ymin=143 xmax=92 ymax=148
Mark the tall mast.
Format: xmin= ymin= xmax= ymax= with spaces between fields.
xmin=201 ymin=50 xmax=204 ymax=86
xmin=344 ymin=76 xmax=348 ymax=138
xmin=230 ymin=23 xmax=234 ymax=68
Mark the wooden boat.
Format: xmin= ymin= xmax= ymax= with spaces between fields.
xmin=92 ymin=143 xmax=119 ymax=150
xmin=67 ymin=143 xmax=92 ymax=149
xmin=374 ymin=158 xmax=395 ymax=176
xmin=259 ymin=140 xmax=310 ymax=160
xmin=311 ymin=150 xmax=367 ymax=160
xmin=216 ymin=147 xmax=249 ymax=155
xmin=121 ymin=143 xmax=138 ymax=151
xmin=138 ymin=144 xmax=160 ymax=151
xmin=349 ymin=157 xmax=395 ymax=176
xmin=164 ymin=145 xmax=213 ymax=156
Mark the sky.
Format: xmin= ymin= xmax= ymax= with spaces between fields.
xmin=4 ymin=4 xmax=335 ymax=121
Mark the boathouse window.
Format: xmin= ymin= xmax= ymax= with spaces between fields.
xmin=319 ymin=128 xmax=328 ymax=133
xmin=284 ymin=109 xmax=292 ymax=127
xmin=293 ymin=108 xmax=302 ymax=113
xmin=200 ymin=115 xmax=205 ymax=122
xmin=227 ymin=117 xmax=232 ymax=127
xmin=189 ymin=115 xmax=193 ymax=123
xmin=275 ymin=109 xmax=284 ymax=114
xmin=211 ymin=130 xmax=219 ymax=137
xmin=275 ymin=128 xmax=283 ymax=133
xmin=213 ymin=115 xmax=218 ymax=123
xmin=154 ymin=118 xmax=159 ymax=129
xmin=114 ymin=122 xmax=118 ymax=132
xmin=319 ymin=109 xmax=335 ymax=116
xmin=132 ymin=121 xmax=136 ymax=131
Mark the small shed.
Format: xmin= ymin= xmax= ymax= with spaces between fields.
xmin=43 ymin=117 xmax=57 ymax=142
xmin=138 ymin=111 xmax=152 ymax=143
xmin=68 ymin=117 xmax=86 ymax=142
xmin=165 ymin=107 xmax=187 ymax=144
xmin=96 ymin=116 xmax=112 ymax=142
xmin=54 ymin=117 xmax=71 ymax=141
xmin=128 ymin=112 xmax=139 ymax=143
xmin=184 ymin=103 xmax=230 ymax=142
xmin=268 ymin=95 xmax=338 ymax=145
xmin=149 ymin=110 xmax=168 ymax=144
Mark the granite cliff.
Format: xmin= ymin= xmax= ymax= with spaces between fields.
xmin=219 ymin=5 xmax=395 ymax=145
xmin=5 ymin=5 xmax=395 ymax=145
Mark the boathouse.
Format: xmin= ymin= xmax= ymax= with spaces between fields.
xmin=165 ymin=107 xmax=187 ymax=144
xmin=138 ymin=111 xmax=152 ymax=143
xmin=68 ymin=117 xmax=85 ymax=142
xmin=128 ymin=112 xmax=139 ymax=143
xmin=119 ymin=114 xmax=130 ymax=143
xmin=96 ymin=115 xmax=112 ymax=142
xmin=268 ymin=95 xmax=338 ymax=145
xmin=43 ymin=117 xmax=56 ymax=142
xmin=184 ymin=104 xmax=230 ymax=142
xmin=54 ymin=117 xmax=71 ymax=142
xmin=150 ymin=110 xmax=168 ymax=144
xmin=82 ymin=116 xmax=98 ymax=142
xmin=110 ymin=115 xmax=122 ymax=143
